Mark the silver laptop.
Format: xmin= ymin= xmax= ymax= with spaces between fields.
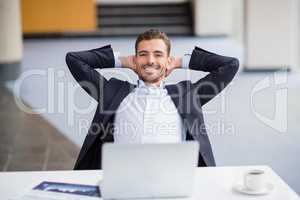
xmin=101 ymin=142 xmax=199 ymax=199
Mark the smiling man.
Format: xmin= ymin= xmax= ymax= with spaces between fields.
xmin=130 ymin=37 xmax=173 ymax=85
xmin=66 ymin=29 xmax=239 ymax=169
xmin=119 ymin=32 xmax=178 ymax=85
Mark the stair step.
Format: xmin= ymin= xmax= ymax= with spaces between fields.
xmin=96 ymin=2 xmax=193 ymax=36
xmin=96 ymin=26 xmax=193 ymax=36
xmin=98 ymin=16 xmax=191 ymax=26
xmin=98 ymin=4 xmax=189 ymax=16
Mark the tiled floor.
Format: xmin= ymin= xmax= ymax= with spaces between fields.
xmin=0 ymin=86 xmax=79 ymax=171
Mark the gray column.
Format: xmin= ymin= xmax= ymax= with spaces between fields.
xmin=0 ymin=0 xmax=22 ymax=82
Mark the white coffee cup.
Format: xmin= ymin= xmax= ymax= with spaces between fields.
xmin=244 ymin=169 xmax=266 ymax=191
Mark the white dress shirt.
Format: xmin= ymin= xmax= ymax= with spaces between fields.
xmin=113 ymin=55 xmax=190 ymax=144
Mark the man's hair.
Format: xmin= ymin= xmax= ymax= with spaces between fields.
xmin=135 ymin=29 xmax=171 ymax=56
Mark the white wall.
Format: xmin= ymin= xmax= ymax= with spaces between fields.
xmin=245 ymin=0 xmax=300 ymax=70
xmin=193 ymin=0 xmax=234 ymax=36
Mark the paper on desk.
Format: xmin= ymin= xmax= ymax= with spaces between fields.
xmin=9 ymin=181 xmax=101 ymax=200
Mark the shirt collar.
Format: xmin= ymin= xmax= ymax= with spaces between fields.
xmin=135 ymin=79 xmax=167 ymax=95
xmin=137 ymin=79 xmax=165 ymax=89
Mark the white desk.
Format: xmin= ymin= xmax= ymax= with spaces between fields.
xmin=0 ymin=166 xmax=299 ymax=200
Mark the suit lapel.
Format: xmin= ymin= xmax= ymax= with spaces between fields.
xmin=166 ymin=83 xmax=191 ymax=116
xmin=102 ymin=81 xmax=135 ymax=125
xmin=166 ymin=83 xmax=195 ymax=139
xmin=166 ymin=84 xmax=180 ymax=109
xmin=76 ymin=82 xmax=135 ymax=166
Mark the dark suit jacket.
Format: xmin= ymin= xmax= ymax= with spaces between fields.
xmin=65 ymin=45 xmax=239 ymax=170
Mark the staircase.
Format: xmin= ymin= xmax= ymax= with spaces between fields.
xmin=96 ymin=2 xmax=193 ymax=36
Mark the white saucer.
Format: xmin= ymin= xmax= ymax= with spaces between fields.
xmin=233 ymin=182 xmax=274 ymax=195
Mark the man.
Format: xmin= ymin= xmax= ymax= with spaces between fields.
xmin=66 ymin=29 xmax=239 ymax=170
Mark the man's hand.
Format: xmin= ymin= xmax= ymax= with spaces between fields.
xmin=166 ymin=57 xmax=182 ymax=77
xmin=119 ymin=56 xmax=136 ymax=72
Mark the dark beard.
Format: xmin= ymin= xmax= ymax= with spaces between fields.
xmin=140 ymin=75 xmax=163 ymax=84
xmin=139 ymin=70 xmax=166 ymax=84
xmin=138 ymin=64 xmax=167 ymax=84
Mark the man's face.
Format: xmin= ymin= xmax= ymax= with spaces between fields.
xmin=134 ymin=39 xmax=170 ymax=85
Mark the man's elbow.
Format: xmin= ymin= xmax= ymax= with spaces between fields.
xmin=65 ymin=52 xmax=76 ymax=67
xmin=230 ymin=58 xmax=239 ymax=74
